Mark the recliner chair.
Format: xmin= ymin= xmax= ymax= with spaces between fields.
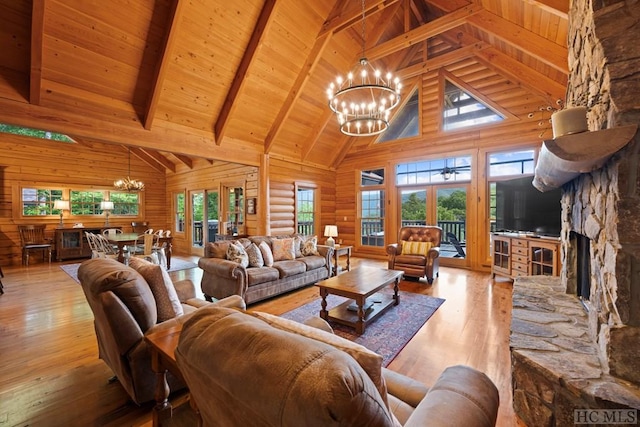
xmin=77 ymin=257 xmax=245 ymax=404
xmin=386 ymin=226 xmax=442 ymax=283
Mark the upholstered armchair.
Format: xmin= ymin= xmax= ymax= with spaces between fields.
xmin=175 ymin=306 xmax=499 ymax=427
xmin=386 ymin=226 xmax=442 ymax=284
xmin=77 ymin=257 xmax=246 ymax=405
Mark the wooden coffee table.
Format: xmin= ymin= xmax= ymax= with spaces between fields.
xmin=316 ymin=266 xmax=403 ymax=334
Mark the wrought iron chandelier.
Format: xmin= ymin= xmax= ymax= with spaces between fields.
xmin=114 ymin=148 xmax=145 ymax=192
xmin=327 ymin=0 xmax=401 ymax=136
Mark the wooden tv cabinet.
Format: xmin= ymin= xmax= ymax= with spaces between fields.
xmin=491 ymin=233 xmax=560 ymax=280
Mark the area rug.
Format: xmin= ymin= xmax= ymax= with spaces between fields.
xmin=60 ymin=258 xmax=198 ymax=284
xmin=281 ymin=289 xmax=445 ymax=366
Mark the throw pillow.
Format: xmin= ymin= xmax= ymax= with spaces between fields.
xmin=294 ymin=235 xmax=304 ymax=258
xmin=128 ymin=257 xmax=184 ymax=322
xmin=252 ymin=311 xmax=389 ymax=409
xmin=272 ymin=237 xmax=296 ymax=261
xmin=258 ymin=241 xmax=274 ymax=267
xmin=245 ymin=242 xmax=264 ymax=268
xmin=301 ymin=235 xmax=319 ymax=256
xmin=401 ymin=240 xmax=432 ymax=256
xmin=226 ymin=242 xmax=249 ymax=268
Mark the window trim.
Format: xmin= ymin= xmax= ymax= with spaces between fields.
xmin=294 ymin=182 xmax=317 ymax=236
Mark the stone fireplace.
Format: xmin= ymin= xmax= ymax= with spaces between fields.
xmin=510 ymin=0 xmax=640 ymax=425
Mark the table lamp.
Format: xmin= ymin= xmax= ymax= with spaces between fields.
xmin=54 ymin=200 xmax=70 ymax=228
xmin=100 ymin=201 xmax=114 ymax=226
xmin=324 ymin=225 xmax=338 ymax=247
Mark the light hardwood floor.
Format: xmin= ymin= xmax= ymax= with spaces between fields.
xmin=0 ymin=256 xmax=519 ymax=426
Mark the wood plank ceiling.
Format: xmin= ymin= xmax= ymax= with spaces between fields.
xmin=0 ymin=0 xmax=568 ymax=172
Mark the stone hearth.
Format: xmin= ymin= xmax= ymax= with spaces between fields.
xmin=511 ymin=277 xmax=640 ymax=426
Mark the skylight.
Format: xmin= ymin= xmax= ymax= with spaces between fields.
xmin=443 ymin=80 xmax=504 ymax=131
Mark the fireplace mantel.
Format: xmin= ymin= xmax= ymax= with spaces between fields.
xmin=532 ymin=124 xmax=637 ymax=192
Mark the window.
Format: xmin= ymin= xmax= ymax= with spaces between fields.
xmin=110 ymin=192 xmax=140 ymax=216
xmin=296 ymin=186 xmax=315 ymax=235
xmin=396 ymin=156 xmax=471 ymax=185
xmin=70 ymin=190 xmax=104 ymax=215
xmin=21 ymin=188 xmax=63 ymax=216
xmin=0 ymin=123 xmax=73 ymax=142
xmin=488 ymin=149 xmax=535 ymax=177
xmin=360 ymin=169 xmax=385 ymax=247
xmin=443 ymin=80 xmax=504 ymax=131
xmin=377 ymin=89 xmax=419 ymax=142
xmin=175 ymin=192 xmax=185 ymax=233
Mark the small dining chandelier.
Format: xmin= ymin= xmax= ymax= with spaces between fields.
xmin=114 ymin=147 xmax=145 ymax=192
xmin=327 ymin=0 xmax=401 ymax=136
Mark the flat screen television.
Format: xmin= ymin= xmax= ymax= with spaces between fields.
xmin=495 ymin=176 xmax=562 ymax=237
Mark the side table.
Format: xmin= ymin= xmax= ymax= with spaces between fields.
xmin=332 ymin=245 xmax=352 ymax=276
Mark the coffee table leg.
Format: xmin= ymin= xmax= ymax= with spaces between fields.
xmin=320 ymin=288 xmax=328 ymax=320
xmin=393 ymin=277 xmax=400 ymax=305
xmin=356 ymin=296 xmax=365 ymax=334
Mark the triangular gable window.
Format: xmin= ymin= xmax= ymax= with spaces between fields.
xmin=0 ymin=123 xmax=73 ymax=142
xmin=377 ymin=89 xmax=419 ymax=143
xmin=443 ymin=80 xmax=504 ymax=131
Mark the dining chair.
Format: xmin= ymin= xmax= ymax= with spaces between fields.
xmin=18 ymin=225 xmax=52 ymax=266
xmin=131 ymin=221 xmax=150 ymax=234
xmin=94 ymin=234 xmax=118 ymax=259
xmin=0 ymin=265 xmax=4 ymax=294
xmin=131 ymin=234 xmax=160 ymax=265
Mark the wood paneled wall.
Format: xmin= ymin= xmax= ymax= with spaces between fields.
xmin=0 ymin=134 xmax=167 ymax=266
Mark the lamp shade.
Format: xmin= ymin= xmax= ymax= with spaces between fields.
xmin=100 ymin=201 xmax=114 ymax=211
xmin=324 ymin=225 xmax=338 ymax=237
xmin=53 ymin=200 xmax=70 ymax=211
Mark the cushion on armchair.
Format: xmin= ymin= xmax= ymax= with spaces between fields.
xmin=401 ymin=240 xmax=432 ymax=256
xmin=128 ymin=257 xmax=183 ymax=321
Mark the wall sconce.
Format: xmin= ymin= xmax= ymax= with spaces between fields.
xmin=324 ymin=225 xmax=338 ymax=247
xmin=100 ymin=200 xmax=114 ymax=226
xmin=53 ymin=200 xmax=70 ymax=228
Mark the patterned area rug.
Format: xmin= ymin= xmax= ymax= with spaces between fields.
xmin=281 ymin=289 xmax=444 ymax=367
xmin=60 ymin=258 xmax=198 ymax=284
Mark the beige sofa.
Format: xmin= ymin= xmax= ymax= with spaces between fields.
xmin=176 ymin=305 xmax=500 ymax=427
xmin=77 ymin=257 xmax=246 ymax=405
xmin=199 ymin=235 xmax=332 ymax=304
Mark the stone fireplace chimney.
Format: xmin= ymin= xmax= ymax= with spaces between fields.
xmin=561 ymin=0 xmax=640 ymax=385
xmin=509 ymin=1 xmax=640 ymax=425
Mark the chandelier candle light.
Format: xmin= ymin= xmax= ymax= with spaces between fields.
xmin=114 ymin=148 xmax=145 ymax=192
xmin=327 ymin=0 xmax=401 ymax=136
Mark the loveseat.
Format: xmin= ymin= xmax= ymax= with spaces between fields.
xmin=77 ymin=257 xmax=246 ymax=404
xmin=176 ymin=305 xmax=500 ymax=427
xmin=199 ymin=235 xmax=332 ymax=304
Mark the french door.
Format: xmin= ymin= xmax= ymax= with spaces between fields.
xmin=399 ymin=184 xmax=468 ymax=265
xmin=189 ymin=190 xmax=219 ymax=255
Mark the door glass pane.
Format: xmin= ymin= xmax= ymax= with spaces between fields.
xmin=207 ymin=192 xmax=218 ymax=243
xmin=437 ymin=187 xmax=466 ymax=259
xmin=400 ymin=189 xmax=426 ymax=227
xmin=191 ymin=192 xmax=204 ymax=248
xmin=360 ymin=190 xmax=385 ymax=247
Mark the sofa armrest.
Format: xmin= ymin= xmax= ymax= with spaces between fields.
xmin=386 ymin=243 xmax=400 ymax=256
xmin=198 ymin=257 xmax=246 ymax=279
xmin=382 ymin=367 xmax=429 ymax=408
xmin=404 ymin=365 xmax=499 ymax=427
xmin=428 ymin=246 xmax=440 ymax=259
xmin=173 ymin=279 xmax=196 ymax=302
xmin=316 ymin=245 xmax=334 ymax=275
xmin=211 ymin=294 xmax=246 ymax=311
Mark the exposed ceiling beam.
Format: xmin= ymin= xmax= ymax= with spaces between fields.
xmin=143 ymin=0 xmax=185 ymax=130
xmin=302 ymin=109 xmax=334 ymax=162
xmin=30 ymin=0 xmax=45 ymax=105
xmin=214 ymin=0 xmax=277 ymax=146
xmin=129 ymin=147 xmax=166 ymax=173
xmin=173 ymin=153 xmax=194 ymax=169
xmin=319 ymin=0 xmax=401 ymax=37
xmin=396 ymin=41 xmax=489 ymax=79
xmin=142 ymin=149 xmax=176 ymax=173
xmin=467 ymin=9 xmax=568 ymax=74
xmin=524 ymin=0 xmax=568 ymax=18
xmin=365 ymin=3 xmax=483 ymax=60
xmin=265 ymin=32 xmax=332 ymax=154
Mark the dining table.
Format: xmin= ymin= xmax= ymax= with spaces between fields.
xmin=107 ymin=233 xmax=173 ymax=270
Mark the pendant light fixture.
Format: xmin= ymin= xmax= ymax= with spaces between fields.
xmin=114 ymin=147 xmax=145 ymax=192
xmin=327 ymin=0 xmax=401 ymax=136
